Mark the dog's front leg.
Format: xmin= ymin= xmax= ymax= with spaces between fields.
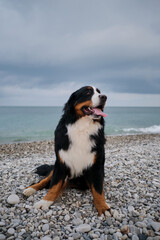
xmin=90 ymin=168 xmax=110 ymax=215
xmin=34 ymin=163 xmax=68 ymax=210
xmin=91 ymin=184 xmax=110 ymax=215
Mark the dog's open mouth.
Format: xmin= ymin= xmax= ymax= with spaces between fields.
xmin=82 ymin=106 xmax=107 ymax=118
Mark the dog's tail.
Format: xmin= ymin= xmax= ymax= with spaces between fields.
xmin=35 ymin=164 xmax=55 ymax=177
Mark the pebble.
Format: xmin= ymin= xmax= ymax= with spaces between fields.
xmin=132 ymin=235 xmax=139 ymax=240
xmin=150 ymin=221 xmax=160 ymax=232
xmin=1 ymin=135 xmax=160 ymax=240
xmin=76 ymin=224 xmax=91 ymax=233
xmin=121 ymin=225 xmax=129 ymax=234
xmin=113 ymin=209 xmax=119 ymax=219
xmin=105 ymin=217 xmax=113 ymax=226
xmin=7 ymin=228 xmax=15 ymax=235
xmin=53 ymin=237 xmax=60 ymax=240
xmin=72 ymin=218 xmax=83 ymax=226
xmin=72 ymin=233 xmax=81 ymax=239
xmin=0 ymin=222 xmax=5 ymax=227
xmin=0 ymin=234 xmax=6 ymax=240
xmin=41 ymin=237 xmax=52 ymax=240
xmin=128 ymin=205 xmax=134 ymax=212
xmin=7 ymin=194 xmax=19 ymax=204
xmin=136 ymin=221 xmax=147 ymax=228
xmin=121 ymin=235 xmax=128 ymax=240
xmin=42 ymin=224 xmax=49 ymax=232
xmin=64 ymin=214 xmax=70 ymax=221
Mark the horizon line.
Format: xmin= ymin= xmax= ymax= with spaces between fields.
xmin=0 ymin=105 xmax=160 ymax=108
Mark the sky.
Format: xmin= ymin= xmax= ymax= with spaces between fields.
xmin=0 ymin=0 xmax=160 ymax=106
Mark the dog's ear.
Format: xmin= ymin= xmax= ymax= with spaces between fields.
xmin=63 ymin=92 xmax=76 ymax=112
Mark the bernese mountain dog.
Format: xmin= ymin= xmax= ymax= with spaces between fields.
xmin=23 ymin=86 xmax=110 ymax=215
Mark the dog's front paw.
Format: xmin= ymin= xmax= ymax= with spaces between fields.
xmin=23 ymin=187 xmax=36 ymax=197
xmin=34 ymin=200 xmax=53 ymax=210
xmin=97 ymin=203 xmax=110 ymax=216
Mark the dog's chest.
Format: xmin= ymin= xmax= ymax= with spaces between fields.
xmin=59 ymin=117 xmax=102 ymax=178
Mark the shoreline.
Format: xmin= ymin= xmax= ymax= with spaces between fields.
xmin=0 ymin=133 xmax=160 ymax=159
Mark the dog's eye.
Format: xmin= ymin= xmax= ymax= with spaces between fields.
xmin=86 ymin=89 xmax=92 ymax=95
xmin=96 ymin=88 xmax=101 ymax=94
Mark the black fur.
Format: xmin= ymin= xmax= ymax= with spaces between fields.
xmin=35 ymin=86 xmax=107 ymax=195
xmin=35 ymin=164 xmax=54 ymax=177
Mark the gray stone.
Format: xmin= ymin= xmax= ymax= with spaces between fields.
xmin=72 ymin=233 xmax=81 ymax=240
xmin=72 ymin=218 xmax=83 ymax=226
xmin=7 ymin=228 xmax=15 ymax=235
xmin=53 ymin=237 xmax=60 ymax=240
xmin=7 ymin=194 xmax=19 ymax=205
xmin=64 ymin=214 xmax=70 ymax=221
xmin=42 ymin=219 xmax=48 ymax=224
xmin=138 ymin=234 xmax=148 ymax=240
xmin=0 ymin=222 xmax=5 ymax=227
xmin=42 ymin=224 xmax=49 ymax=232
xmin=113 ymin=233 xmax=118 ymax=240
xmin=115 ymin=232 xmax=122 ymax=238
xmin=136 ymin=222 xmax=147 ymax=228
xmin=105 ymin=217 xmax=113 ymax=226
xmin=128 ymin=206 xmax=134 ymax=212
xmin=113 ymin=210 xmax=119 ymax=219
xmin=76 ymin=224 xmax=91 ymax=233
xmin=132 ymin=235 xmax=139 ymax=240
xmin=129 ymin=225 xmax=139 ymax=235
xmin=150 ymin=221 xmax=160 ymax=232
xmin=0 ymin=234 xmax=6 ymax=240
xmin=41 ymin=237 xmax=52 ymax=240
xmin=89 ymin=233 xmax=99 ymax=238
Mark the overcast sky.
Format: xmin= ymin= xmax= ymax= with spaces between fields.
xmin=0 ymin=0 xmax=160 ymax=106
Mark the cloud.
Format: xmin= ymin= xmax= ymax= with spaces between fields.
xmin=0 ymin=0 xmax=160 ymax=105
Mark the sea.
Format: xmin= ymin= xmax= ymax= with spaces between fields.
xmin=0 ymin=106 xmax=160 ymax=144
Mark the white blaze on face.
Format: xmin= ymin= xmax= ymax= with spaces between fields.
xmin=91 ymin=86 xmax=101 ymax=107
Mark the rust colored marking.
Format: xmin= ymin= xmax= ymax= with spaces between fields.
xmin=87 ymin=86 xmax=92 ymax=89
xmin=43 ymin=179 xmax=68 ymax=202
xmin=58 ymin=153 xmax=64 ymax=164
xmin=91 ymin=185 xmax=110 ymax=215
xmin=27 ymin=170 xmax=53 ymax=191
xmin=75 ymin=100 xmax=92 ymax=117
xmin=93 ymin=155 xmax=97 ymax=164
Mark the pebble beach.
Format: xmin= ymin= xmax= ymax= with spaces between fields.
xmin=0 ymin=134 xmax=160 ymax=240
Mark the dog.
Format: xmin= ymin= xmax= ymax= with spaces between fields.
xmin=23 ymin=86 xmax=110 ymax=215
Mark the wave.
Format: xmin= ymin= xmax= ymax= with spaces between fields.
xmin=122 ymin=125 xmax=160 ymax=134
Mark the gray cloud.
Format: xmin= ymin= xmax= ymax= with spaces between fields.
xmin=0 ymin=0 xmax=160 ymax=105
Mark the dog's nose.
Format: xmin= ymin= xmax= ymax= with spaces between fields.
xmin=99 ymin=95 xmax=107 ymax=101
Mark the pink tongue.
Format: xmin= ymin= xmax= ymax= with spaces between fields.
xmin=92 ymin=108 xmax=107 ymax=117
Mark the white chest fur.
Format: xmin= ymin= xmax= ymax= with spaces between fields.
xmin=59 ymin=116 xmax=102 ymax=178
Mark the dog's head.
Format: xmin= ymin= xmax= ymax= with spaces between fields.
xmin=64 ymin=86 xmax=107 ymax=119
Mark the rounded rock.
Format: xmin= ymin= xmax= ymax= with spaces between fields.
xmin=7 ymin=227 xmax=15 ymax=235
xmin=7 ymin=194 xmax=20 ymax=205
xmin=128 ymin=205 xmax=134 ymax=212
xmin=113 ymin=209 xmax=119 ymax=219
xmin=121 ymin=225 xmax=129 ymax=234
xmin=76 ymin=224 xmax=91 ymax=233
xmin=53 ymin=237 xmax=60 ymax=240
xmin=150 ymin=221 xmax=160 ymax=232
xmin=0 ymin=222 xmax=5 ymax=227
xmin=41 ymin=237 xmax=52 ymax=240
xmin=132 ymin=235 xmax=139 ymax=240
xmin=64 ymin=214 xmax=70 ymax=221
xmin=42 ymin=224 xmax=49 ymax=232
xmin=72 ymin=218 xmax=83 ymax=226
xmin=0 ymin=234 xmax=6 ymax=240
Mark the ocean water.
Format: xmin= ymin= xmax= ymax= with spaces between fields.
xmin=0 ymin=107 xmax=160 ymax=144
